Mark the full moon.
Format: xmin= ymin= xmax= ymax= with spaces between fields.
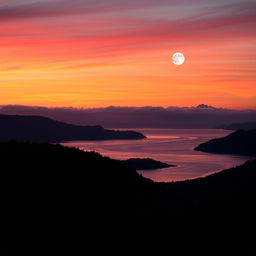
xmin=172 ymin=52 xmax=185 ymax=65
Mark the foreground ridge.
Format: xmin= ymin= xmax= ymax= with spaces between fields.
xmin=1 ymin=141 xmax=255 ymax=255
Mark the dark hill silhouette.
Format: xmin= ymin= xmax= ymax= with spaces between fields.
xmin=119 ymin=158 xmax=174 ymax=170
xmin=0 ymin=140 xmax=156 ymax=209
xmin=2 ymin=141 xmax=255 ymax=255
xmin=0 ymin=114 xmax=146 ymax=142
xmin=222 ymin=121 xmax=256 ymax=130
xmin=163 ymin=159 xmax=256 ymax=207
xmin=194 ymin=129 xmax=256 ymax=156
xmin=161 ymin=158 xmax=256 ymax=252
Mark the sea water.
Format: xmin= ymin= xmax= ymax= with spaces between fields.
xmin=61 ymin=129 xmax=253 ymax=182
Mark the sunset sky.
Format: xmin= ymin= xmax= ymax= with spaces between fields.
xmin=0 ymin=0 xmax=256 ymax=109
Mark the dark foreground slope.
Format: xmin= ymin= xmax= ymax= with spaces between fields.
xmin=163 ymin=159 xmax=256 ymax=214
xmin=0 ymin=141 xmax=158 ymax=212
xmin=0 ymin=114 xmax=146 ymax=142
xmin=2 ymin=141 xmax=256 ymax=255
xmin=1 ymin=141 xmax=164 ymax=253
xmin=195 ymin=129 xmax=256 ymax=156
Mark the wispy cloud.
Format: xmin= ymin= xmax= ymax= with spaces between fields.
xmin=0 ymin=0 xmax=179 ymax=20
xmin=0 ymin=0 xmax=255 ymax=109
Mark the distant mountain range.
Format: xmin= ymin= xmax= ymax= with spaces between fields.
xmin=1 ymin=104 xmax=256 ymax=128
xmin=221 ymin=121 xmax=256 ymax=130
xmin=0 ymin=114 xmax=146 ymax=142
xmin=195 ymin=129 xmax=256 ymax=156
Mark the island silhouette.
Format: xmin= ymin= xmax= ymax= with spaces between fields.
xmin=119 ymin=158 xmax=174 ymax=170
xmin=195 ymin=129 xmax=256 ymax=156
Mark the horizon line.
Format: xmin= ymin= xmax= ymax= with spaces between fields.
xmin=1 ymin=104 xmax=256 ymax=111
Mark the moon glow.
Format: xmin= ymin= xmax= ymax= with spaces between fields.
xmin=172 ymin=52 xmax=185 ymax=65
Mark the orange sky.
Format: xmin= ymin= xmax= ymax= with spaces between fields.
xmin=0 ymin=0 xmax=256 ymax=109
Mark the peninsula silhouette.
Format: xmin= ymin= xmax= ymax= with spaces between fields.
xmin=0 ymin=114 xmax=146 ymax=142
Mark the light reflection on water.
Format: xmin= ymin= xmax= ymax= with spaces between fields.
xmin=61 ymin=129 xmax=253 ymax=182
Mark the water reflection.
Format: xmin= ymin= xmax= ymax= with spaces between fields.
xmin=61 ymin=129 xmax=253 ymax=182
